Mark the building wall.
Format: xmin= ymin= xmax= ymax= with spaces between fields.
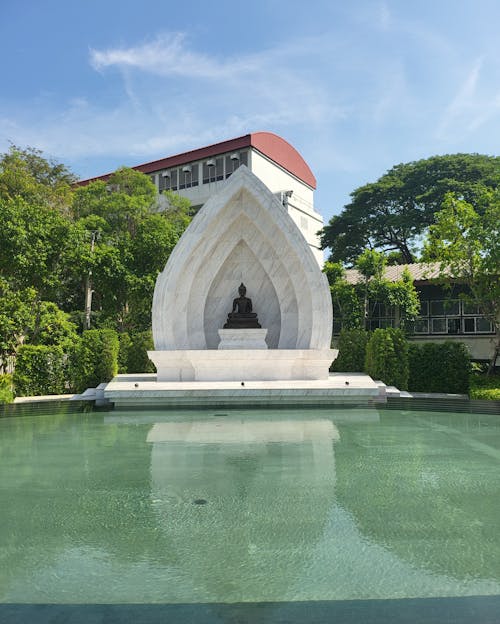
xmin=409 ymin=335 xmax=496 ymax=362
xmin=250 ymin=150 xmax=324 ymax=265
xmin=150 ymin=147 xmax=325 ymax=266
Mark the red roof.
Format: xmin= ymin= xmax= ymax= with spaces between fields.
xmin=78 ymin=132 xmax=316 ymax=189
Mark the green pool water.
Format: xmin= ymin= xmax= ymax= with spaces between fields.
xmin=0 ymin=407 xmax=499 ymax=610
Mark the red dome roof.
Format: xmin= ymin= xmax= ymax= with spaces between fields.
xmin=249 ymin=132 xmax=316 ymax=189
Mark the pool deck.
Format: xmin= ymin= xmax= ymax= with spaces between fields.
xmin=102 ymin=372 xmax=383 ymax=408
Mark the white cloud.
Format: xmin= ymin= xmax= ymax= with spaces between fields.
xmin=90 ymin=33 xmax=260 ymax=80
xmin=436 ymin=57 xmax=500 ymax=139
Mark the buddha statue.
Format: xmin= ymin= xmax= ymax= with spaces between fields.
xmin=223 ymin=283 xmax=262 ymax=329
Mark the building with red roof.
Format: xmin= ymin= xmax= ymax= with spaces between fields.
xmin=79 ymin=132 xmax=324 ymax=264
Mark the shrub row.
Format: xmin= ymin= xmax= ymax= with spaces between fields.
xmin=365 ymin=328 xmax=409 ymax=390
xmin=118 ymin=331 xmax=155 ymax=374
xmin=408 ymin=342 xmax=470 ymax=394
xmin=334 ymin=328 xmax=471 ymax=394
xmin=12 ymin=329 xmax=156 ymax=397
xmin=331 ymin=329 xmax=369 ymax=372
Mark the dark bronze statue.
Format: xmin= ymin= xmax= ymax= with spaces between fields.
xmin=223 ymin=283 xmax=261 ymax=329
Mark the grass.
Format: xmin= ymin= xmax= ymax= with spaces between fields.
xmin=470 ymin=372 xmax=500 ymax=401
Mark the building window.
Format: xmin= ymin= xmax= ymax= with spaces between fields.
xmin=415 ymin=299 xmax=494 ymax=336
xmin=203 ymin=157 xmax=223 ymax=184
xmin=160 ymin=170 xmax=178 ymax=192
xmin=332 ymin=301 xmax=396 ymax=334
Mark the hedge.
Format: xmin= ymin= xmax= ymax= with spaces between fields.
xmin=331 ymin=329 xmax=369 ymax=372
xmin=118 ymin=331 xmax=155 ymax=374
xmin=13 ymin=345 xmax=67 ymax=396
xmin=70 ymin=329 xmax=119 ymax=392
xmin=365 ymin=328 xmax=409 ymax=390
xmin=408 ymin=342 xmax=470 ymax=394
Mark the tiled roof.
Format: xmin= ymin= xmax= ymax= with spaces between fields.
xmin=344 ymin=262 xmax=444 ymax=284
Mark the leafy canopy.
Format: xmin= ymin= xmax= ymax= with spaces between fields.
xmin=423 ymin=191 xmax=500 ymax=373
xmin=324 ymin=249 xmax=420 ymax=332
xmin=321 ymin=153 xmax=500 ymax=264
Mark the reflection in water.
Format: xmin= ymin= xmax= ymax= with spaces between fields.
xmin=0 ymin=408 xmax=500 ymax=605
xmin=146 ymin=418 xmax=339 ymax=603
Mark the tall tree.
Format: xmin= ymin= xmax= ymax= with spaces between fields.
xmin=71 ymin=168 xmax=191 ymax=331
xmin=0 ymin=145 xmax=76 ymax=213
xmin=423 ymin=191 xmax=500 ymax=374
xmin=321 ymin=154 xmax=500 ymax=264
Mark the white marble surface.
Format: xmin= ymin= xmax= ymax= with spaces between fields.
xmin=217 ymin=328 xmax=268 ymax=350
xmin=148 ymin=348 xmax=337 ymax=382
xmin=152 ymin=166 xmax=332 ymax=354
xmin=103 ymin=372 xmax=382 ymax=408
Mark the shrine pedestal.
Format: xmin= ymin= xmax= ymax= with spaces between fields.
xmin=218 ymin=328 xmax=268 ymax=350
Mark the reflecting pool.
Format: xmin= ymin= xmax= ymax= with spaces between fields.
xmin=0 ymin=407 xmax=499 ymax=619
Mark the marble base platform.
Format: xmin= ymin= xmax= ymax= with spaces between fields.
xmin=148 ymin=349 xmax=337 ymax=382
xmin=218 ymin=328 xmax=268 ymax=350
xmin=103 ymin=372 xmax=382 ymax=409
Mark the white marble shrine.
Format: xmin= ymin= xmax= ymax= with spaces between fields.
xmin=148 ymin=166 xmax=337 ymax=382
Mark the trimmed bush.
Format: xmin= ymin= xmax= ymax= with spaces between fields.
xmin=408 ymin=342 xmax=470 ymax=394
xmin=127 ymin=331 xmax=155 ymax=373
xmin=365 ymin=328 xmax=409 ymax=390
xmin=0 ymin=373 xmax=14 ymax=403
xmin=332 ymin=329 xmax=369 ymax=372
xmin=13 ymin=345 xmax=67 ymax=396
xmin=118 ymin=332 xmax=133 ymax=373
xmin=118 ymin=331 xmax=155 ymax=373
xmin=71 ymin=329 xmax=119 ymax=392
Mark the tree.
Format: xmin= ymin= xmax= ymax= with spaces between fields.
xmin=0 ymin=279 xmax=36 ymax=372
xmin=0 ymin=195 xmax=74 ymax=301
xmin=423 ymin=191 xmax=500 ymax=374
xmin=71 ymin=168 xmax=191 ymax=331
xmin=321 ymin=154 xmax=500 ymax=264
xmin=0 ymin=144 xmax=76 ymax=213
xmin=324 ymin=250 xmax=419 ymax=332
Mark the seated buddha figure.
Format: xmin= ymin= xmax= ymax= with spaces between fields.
xmin=223 ymin=283 xmax=262 ymax=329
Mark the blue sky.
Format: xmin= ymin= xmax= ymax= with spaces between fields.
xmin=2 ymin=0 xmax=500 ymax=222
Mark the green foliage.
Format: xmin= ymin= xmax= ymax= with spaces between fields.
xmin=0 ymin=278 xmax=37 ymax=367
xmin=321 ymin=153 xmax=500 ymax=264
xmin=423 ymin=191 xmax=500 ymax=373
xmin=0 ymin=144 xmax=76 ymax=212
xmin=28 ymin=301 xmax=79 ymax=349
xmin=72 ymin=167 xmax=157 ymax=231
xmin=71 ymin=169 xmax=191 ymax=331
xmin=365 ymin=328 xmax=409 ymax=389
xmin=469 ymin=373 xmax=500 ymax=400
xmin=324 ymin=262 xmax=364 ymax=329
xmin=355 ymin=248 xmax=386 ymax=280
xmin=332 ymin=329 xmax=369 ymax=372
xmin=385 ymin=268 xmax=420 ymax=330
xmin=324 ymin=252 xmax=419 ymax=332
xmin=70 ymin=330 xmax=119 ymax=392
xmin=0 ymin=374 xmax=14 ymax=404
xmin=408 ymin=342 xmax=471 ymax=394
xmin=13 ymin=345 xmax=67 ymax=396
xmin=118 ymin=332 xmax=133 ymax=373
xmin=120 ymin=331 xmax=156 ymax=373
xmin=0 ymin=195 xmax=73 ymax=298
